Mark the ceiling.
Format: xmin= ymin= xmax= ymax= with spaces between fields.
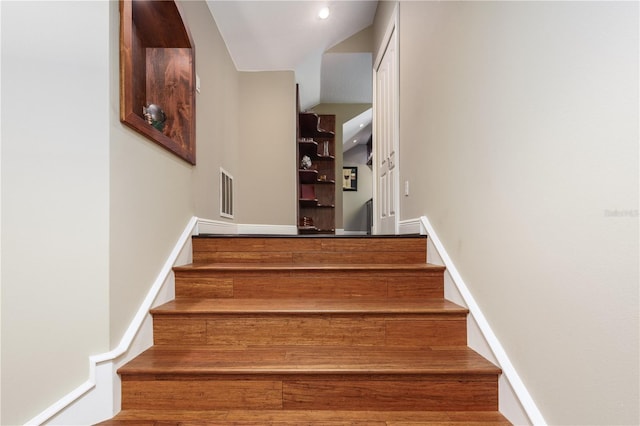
xmin=205 ymin=1 xmax=377 ymax=71
xmin=206 ymin=1 xmax=378 ymax=141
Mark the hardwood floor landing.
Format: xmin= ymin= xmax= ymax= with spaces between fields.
xmin=99 ymin=409 xmax=512 ymax=425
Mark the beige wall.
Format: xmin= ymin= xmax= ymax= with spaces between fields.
xmin=380 ymin=2 xmax=639 ymax=424
xmin=1 ymin=0 xmax=245 ymax=423
xmin=372 ymin=1 xmax=397 ymax=59
xmin=1 ymin=2 xmax=298 ymax=418
xmin=108 ymin=0 xmax=192 ymax=345
xmin=185 ymin=1 xmax=242 ymax=222
xmin=327 ymin=26 xmax=373 ymax=54
xmin=237 ymin=72 xmax=297 ymax=226
xmin=1 ymin=2 xmax=111 ymax=424
xmin=108 ymin=0 xmax=243 ymax=348
xmin=4 ymin=1 xmax=636 ymax=424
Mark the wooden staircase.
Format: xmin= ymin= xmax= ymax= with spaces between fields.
xmin=99 ymin=235 xmax=510 ymax=425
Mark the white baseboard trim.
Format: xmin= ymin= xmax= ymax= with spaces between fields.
xmin=398 ymin=218 xmax=425 ymax=235
xmin=417 ymin=215 xmax=546 ymax=426
xmin=195 ymin=219 xmax=298 ymax=236
xmin=36 ymin=216 xmax=540 ymax=425
xmin=29 ymin=217 xmax=304 ymax=424
xmin=237 ymin=223 xmax=297 ymax=235
xmin=336 ymin=229 xmax=368 ymax=235
xmin=196 ymin=217 xmax=238 ymax=235
xmin=27 ymin=216 xmax=199 ymax=425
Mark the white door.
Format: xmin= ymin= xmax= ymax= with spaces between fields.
xmin=374 ymin=21 xmax=399 ymax=235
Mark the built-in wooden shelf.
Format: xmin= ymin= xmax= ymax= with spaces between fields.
xmin=119 ymin=0 xmax=196 ymax=164
xmin=297 ymin=110 xmax=336 ymax=235
xmin=298 ymin=140 xmax=318 ymax=148
xmin=299 ymin=113 xmax=335 ymax=139
xmin=298 ymin=170 xmax=336 ymax=185
xmin=299 ymin=169 xmax=318 ymax=184
xmin=299 ymin=199 xmax=319 ymax=207
xmin=299 ymin=228 xmax=336 ymax=234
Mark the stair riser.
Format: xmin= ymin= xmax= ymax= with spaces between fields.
xmin=192 ymin=237 xmax=427 ymax=264
xmin=153 ymin=315 xmax=467 ymax=347
xmin=194 ymin=251 xmax=427 ymax=264
xmin=121 ymin=375 xmax=498 ymax=411
xmin=175 ymin=271 xmax=444 ymax=299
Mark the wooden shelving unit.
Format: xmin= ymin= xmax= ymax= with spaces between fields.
xmin=297 ymin=112 xmax=336 ymax=234
xmin=119 ymin=0 xmax=196 ymax=164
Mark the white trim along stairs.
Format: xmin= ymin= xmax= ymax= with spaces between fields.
xmin=26 ymin=216 xmax=545 ymax=426
xmin=400 ymin=217 xmax=547 ymax=426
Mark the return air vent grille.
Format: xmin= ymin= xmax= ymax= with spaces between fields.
xmin=220 ymin=168 xmax=234 ymax=219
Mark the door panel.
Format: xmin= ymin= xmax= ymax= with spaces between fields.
xmin=375 ymin=25 xmax=398 ymax=234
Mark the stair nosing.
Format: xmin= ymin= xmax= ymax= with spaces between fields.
xmin=119 ymin=368 xmax=500 ymax=376
xmin=117 ymin=346 xmax=502 ymax=377
xmin=174 ymin=263 xmax=445 ymax=272
xmin=119 ymin=364 xmax=501 ymax=376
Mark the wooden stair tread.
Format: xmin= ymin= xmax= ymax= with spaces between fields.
xmin=118 ymin=346 xmax=500 ymax=376
xmin=99 ymin=409 xmax=511 ymax=424
xmin=175 ymin=263 xmax=446 ymax=272
xmin=151 ymin=298 xmax=468 ymax=315
xmin=107 ymin=235 xmax=509 ymax=423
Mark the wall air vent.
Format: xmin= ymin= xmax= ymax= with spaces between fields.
xmin=220 ymin=168 xmax=234 ymax=219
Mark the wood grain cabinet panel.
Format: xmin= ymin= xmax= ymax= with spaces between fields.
xmin=119 ymin=0 xmax=196 ymax=164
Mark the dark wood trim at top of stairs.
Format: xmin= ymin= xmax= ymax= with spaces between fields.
xmin=195 ymin=234 xmax=426 ymax=239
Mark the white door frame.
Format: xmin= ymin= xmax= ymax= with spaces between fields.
xmin=372 ymin=3 xmax=400 ymax=235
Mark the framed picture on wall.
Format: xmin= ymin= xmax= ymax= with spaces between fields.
xmin=343 ymin=167 xmax=358 ymax=191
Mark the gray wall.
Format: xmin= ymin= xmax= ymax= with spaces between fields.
xmin=343 ymin=145 xmax=373 ymax=232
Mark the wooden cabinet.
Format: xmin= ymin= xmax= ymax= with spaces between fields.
xmin=297 ymin=113 xmax=336 ymax=234
xmin=119 ymin=0 xmax=196 ymax=164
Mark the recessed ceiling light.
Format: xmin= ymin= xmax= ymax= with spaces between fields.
xmin=318 ymin=7 xmax=330 ymax=20
xmin=353 ymin=139 xmax=358 ymax=144
xmin=359 ymin=123 xmax=364 ymax=128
